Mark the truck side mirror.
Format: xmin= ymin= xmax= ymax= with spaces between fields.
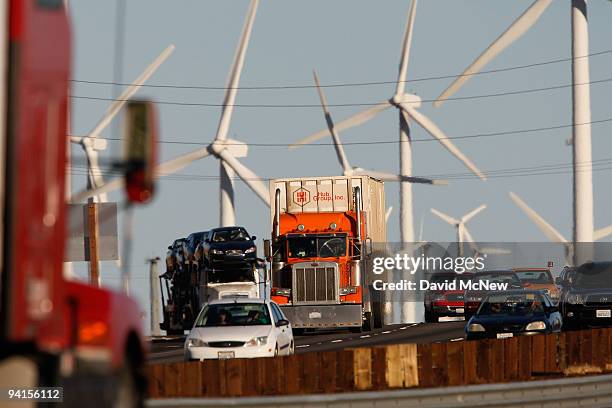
xmin=263 ymin=239 xmax=271 ymax=260
xmin=251 ymin=235 xmax=257 ymax=241
xmin=124 ymin=100 xmax=158 ymax=204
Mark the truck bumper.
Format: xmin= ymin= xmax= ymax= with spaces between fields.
xmin=280 ymin=304 xmax=362 ymax=328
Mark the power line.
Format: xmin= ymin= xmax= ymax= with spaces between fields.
xmin=69 ymin=156 xmax=612 ymax=183
xmin=69 ymin=76 xmax=612 ymax=108
xmin=69 ymin=48 xmax=612 ymax=91
xmin=68 ymin=115 xmax=612 ymax=147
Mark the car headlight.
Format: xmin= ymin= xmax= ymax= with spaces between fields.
xmin=525 ymin=321 xmax=547 ymax=331
xmin=245 ymin=336 xmax=268 ymax=347
xmin=467 ymin=323 xmax=485 ymax=332
xmin=244 ymin=246 xmax=256 ymax=254
xmin=566 ymin=294 xmax=585 ymax=305
xmin=211 ymin=249 xmax=224 ymax=255
xmin=186 ymin=337 xmax=207 ymax=347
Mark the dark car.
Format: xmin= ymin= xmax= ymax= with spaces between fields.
xmin=560 ymin=261 xmax=612 ymax=330
xmin=464 ymin=270 xmax=523 ymax=319
xmin=202 ymin=227 xmax=257 ymax=268
xmin=185 ymin=231 xmax=209 ymax=263
xmin=165 ymin=238 xmax=187 ymax=273
xmin=466 ymin=290 xmax=562 ymax=340
xmin=424 ymin=272 xmax=473 ymax=323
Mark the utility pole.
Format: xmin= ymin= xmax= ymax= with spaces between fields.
xmin=148 ymin=257 xmax=162 ymax=336
xmin=87 ymin=202 xmax=100 ymax=286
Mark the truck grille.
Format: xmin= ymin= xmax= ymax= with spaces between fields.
xmin=446 ymin=293 xmax=464 ymax=302
xmin=292 ymin=263 xmax=339 ymax=304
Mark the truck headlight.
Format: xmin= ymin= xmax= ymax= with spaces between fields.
xmin=433 ymin=294 xmax=446 ymax=302
xmin=186 ymin=337 xmax=207 ymax=347
xmin=245 ymin=336 xmax=268 ymax=347
xmin=211 ymin=249 xmax=224 ymax=255
xmin=468 ymin=323 xmax=485 ymax=332
xmin=525 ymin=321 xmax=546 ymax=331
xmin=245 ymin=246 xmax=256 ymax=254
xmin=466 ymin=296 xmax=482 ymax=303
xmin=566 ymin=294 xmax=585 ymax=305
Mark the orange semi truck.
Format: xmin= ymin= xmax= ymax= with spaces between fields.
xmin=267 ymin=176 xmax=386 ymax=332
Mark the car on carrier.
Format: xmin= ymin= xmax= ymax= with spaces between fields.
xmin=201 ymin=227 xmax=257 ymax=268
xmin=165 ymin=237 xmax=186 ymax=274
xmin=184 ymin=298 xmax=294 ymax=360
xmin=560 ymin=261 xmax=612 ymax=330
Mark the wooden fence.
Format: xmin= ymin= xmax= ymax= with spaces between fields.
xmin=146 ymin=327 xmax=612 ymax=398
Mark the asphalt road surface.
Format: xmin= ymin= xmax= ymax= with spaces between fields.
xmin=148 ymin=320 xmax=466 ymax=364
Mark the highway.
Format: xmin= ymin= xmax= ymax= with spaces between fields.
xmin=148 ymin=320 xmax=466 ymax=364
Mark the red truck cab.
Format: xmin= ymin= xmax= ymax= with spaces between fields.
xmin=0 ymin=1 xmax=146 ymax=404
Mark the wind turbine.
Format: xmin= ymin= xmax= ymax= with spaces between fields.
xmin=430 ymin=205 xmax=486 ymax=257
xmin=71 ymin=44 xmax=175 ymax=202
xmin=72 ymin=0 xmax=270 ymax=218
xmin=434 ymin=0 xmax=595 ymax=264
xmin=291 ymin=0 xmax=486 ymax=246
xmin=509 ymin=192 xmax=612 ymax=265
xmin=312 ymin=69 xmax=448 ymax=186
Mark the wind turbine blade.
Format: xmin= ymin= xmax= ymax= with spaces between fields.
xmin=214 ymin=0 xmax=259 ymax=142
xmin=289 ymin=102 xmax=392 ymax=149
xmin=400 ymin=103 xmax=487 ymax=180
xmin=312 ymin=70 xmax=352 ymax=173
xmin=434 ymin=0 xmax=552 ymax=107
xmin=385 ymin=207 xmax=393 ymax=224
xmin=396 ymin=0 xmax=418 ymax=96
xmin=357 ymin=168 xmax=447 ymax=185
xmin=71 ymin=178 xmax=124 ymax=203
xmin=88 ymin=44 xmax=175 ymax=140
xmin=594 ymin=225 xmax=612 ymax=241
xmin=509 ymin=192 xmax=568 ymax=243
xmin=462 ymin=227 xmax=480 ymax=253
xmin=217 ymin=150 xmax=270 ymax=206
xmin=462 ymin=204 xmax=487 ymax=224
xmin=70 ymin=147 xmax=214 ymax=202
xmin=430 ymin=208 xmax=459 ymax=226
xmin=156 ymin=147 xmax=212 ymax=176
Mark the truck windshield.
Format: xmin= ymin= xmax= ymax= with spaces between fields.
xmin=288 ymin=236 xmax=347 ymax=258
xmin=207 ymin=268 xmax=255 ymax=284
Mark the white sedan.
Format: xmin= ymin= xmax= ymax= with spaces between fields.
xmin=184 ymin=298 xmax=294 ymax=360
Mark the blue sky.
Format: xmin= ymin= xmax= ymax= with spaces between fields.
xmin=66 ymin=1 xmax=612 ymax=324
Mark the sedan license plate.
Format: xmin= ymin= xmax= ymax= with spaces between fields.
xmin=496 ymin=333 xmax=513 ymax=339
xmin=596 ymin=309 xmax=611 ymax=318
xmin=456 ymin=308 xmax=464 ymax=314
xmin=218 ymin=351 xmax=235 ymax=359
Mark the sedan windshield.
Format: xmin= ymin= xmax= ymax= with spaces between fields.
xmin=195 ymin=303 xmax=271 ymax=327
xmin=212 ymin=228 xmax=250 ymax=242
xmin=573 ymin=263 xmax=612 ymax=289
xmin=287 ymin=235 xmax=347 ymax=258
xmin=477 ymin=293 xmax=546 ymax=317
xmin=474 ymin=273 xmax=522 ymax=287
xmin=515 ymin=271 xmax=553 ymax=284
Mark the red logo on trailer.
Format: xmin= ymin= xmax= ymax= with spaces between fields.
xmin=293 ymin=188 xmax=310 ymax=206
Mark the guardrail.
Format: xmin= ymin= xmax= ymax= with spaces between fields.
xmin=146 ymin=373 xmax=612 ymax=407
xmin=146 ymin=327 xmax=612 ymax=399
